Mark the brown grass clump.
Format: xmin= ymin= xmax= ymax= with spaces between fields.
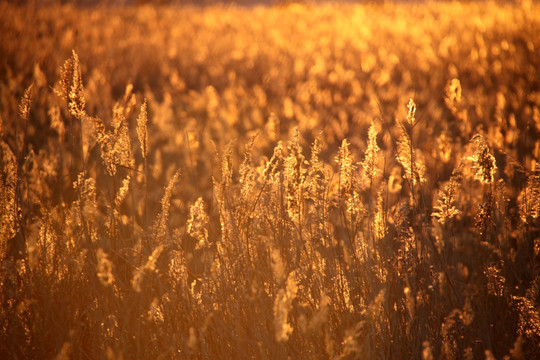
xmin=1 ymin=1 xmax=540 ymax=359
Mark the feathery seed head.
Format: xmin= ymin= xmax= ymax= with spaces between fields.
xmin=406 ymin=98 xmax=416 ymax=127
xmin=361 ymin=121 xmax=381 ymax=186
xmin=187 ymin=197 xmax=209 ymax=250
xmin=468 ymin=134 xmax=497 ymax=184
xmin=68 ymin=51 xmax=86 ymax=119
xmin=137 ymin=100 xmax=149 ymax=159
xmin=19 ymin=84 xmax=33 ymax=121
xmin=433 ymin=166 xmax=463 ymax=224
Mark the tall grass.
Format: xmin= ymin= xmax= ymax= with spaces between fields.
xmin=1 ymin=1 xmax=539 ymax=359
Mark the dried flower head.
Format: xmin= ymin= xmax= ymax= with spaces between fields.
xmin=433 ymin=166 xmax=462 ymax=224
xmin=374 ymin=187 xmax=386 ymax=240
xmin=58 ymin=51 xmax=86 ymax=119
xmin=361 ymin=121 xmax=381 ymax=186
xmin=406 ymin=98 xmax=416 ymax=127
xmin=239 ymin=136 xmax=256 ymax=202
xmin=336 ymin=139 xmax=356 ymax=197
xmin=468 ymin=134 xmax=497 ymax=184
xmin=153 ymin=171 xmax=180 ymax=243
xmin=187 ymin=197 xmax=209 ymax=250
xmin=284 ymin=128 xmax=306 ymax=224
xmin=114 ymin=175 xmax=131 ymax=209
xmin=19 ymin=84 xmax=33 ymax=121
xmin=137 ymin=100 xmax=149 ymax=159
xmin=263 ymin=141 xmax=283 ymax=180
xmin=90 ymin=106 xmax=133 ymax=176
xmin=0 ymin=141 xmax=18 ymax=243
xmin=396 ymin=123 xmax=425 ymax=186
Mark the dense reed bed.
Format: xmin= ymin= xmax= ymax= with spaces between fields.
xmin=1 ymin=1 xmax=539 ymax=358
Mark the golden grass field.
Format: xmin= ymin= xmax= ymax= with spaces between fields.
xmin=1 ymin=1 xmax=540 ymax=358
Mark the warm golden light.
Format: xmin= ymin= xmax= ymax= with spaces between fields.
xmin=0 ymin=1 xmax=539 ymax=358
